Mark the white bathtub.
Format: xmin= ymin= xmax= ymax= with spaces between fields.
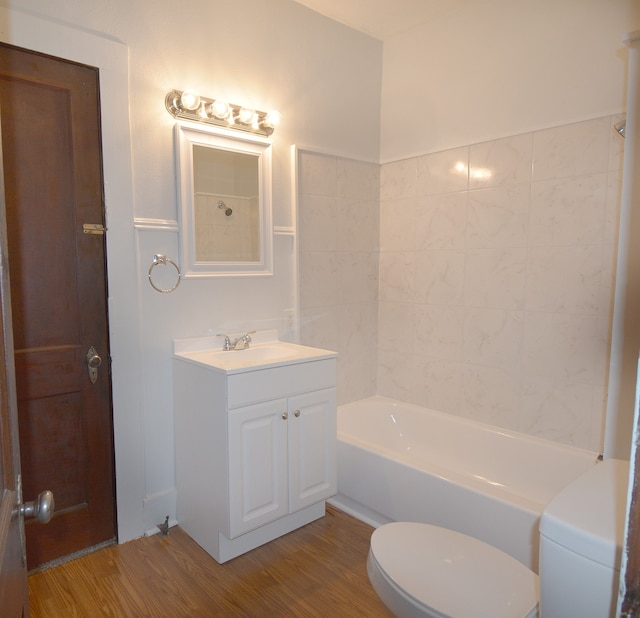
xmin=330 ymin=396 xmax=598 ymax=572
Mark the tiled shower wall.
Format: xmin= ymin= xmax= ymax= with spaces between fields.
xmin=298 ymin=151 xmax=380 ymax=404
xmin=298 ymin=115 xmax=624 ymax=451
xmin=379 ymin=116 xmax=624 ymax=452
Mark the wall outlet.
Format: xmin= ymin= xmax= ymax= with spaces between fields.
xmin=284 ymin=308 xmax=296 ymax=335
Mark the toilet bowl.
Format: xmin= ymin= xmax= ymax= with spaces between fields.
xmin=367 ymin=522 xmax=539 ymax=618
xmin=367 ymin=458 xmax=627 ymax=618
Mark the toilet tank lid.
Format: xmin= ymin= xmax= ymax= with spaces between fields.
xmin=540 ymin=459 xmax=629 ymax=569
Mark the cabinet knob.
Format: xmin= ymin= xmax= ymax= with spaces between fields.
xmin=294 ymin=409 xmax=301 ymax=418
xmin=281 ymin=412 xmax=288 ymax=420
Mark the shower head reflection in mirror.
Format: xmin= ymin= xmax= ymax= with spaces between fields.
xmin=218 ymin=200 xmax=233 ymax=216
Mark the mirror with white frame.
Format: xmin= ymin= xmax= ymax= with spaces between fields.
xmin=175 ymin=122 xmax=273 ymax=277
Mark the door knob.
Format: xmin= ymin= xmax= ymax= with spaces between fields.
xmin=86 ymin=346 xmax=102 ymax=384
xmin=20 ymin=490 xmax=55 ymax=524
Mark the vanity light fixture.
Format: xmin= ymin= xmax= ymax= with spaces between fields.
xmin=165 ymin=89 xmax=281 ymax=136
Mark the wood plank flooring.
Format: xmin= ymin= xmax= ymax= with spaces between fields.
xmin=27 ymin=505 xmax=394 ymax=617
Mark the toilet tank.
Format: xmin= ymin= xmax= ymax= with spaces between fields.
xmin=538 ymin=458 xmax=628 ymax=618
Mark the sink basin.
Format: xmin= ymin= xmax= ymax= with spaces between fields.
xmin=225 ymin=345 xmax=291 ymax=362
xmin=173 ymin=337 xmax=336 ymax=374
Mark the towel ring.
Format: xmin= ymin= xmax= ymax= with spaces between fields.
xmin=148 ymin=254 xmax=181 ymax=293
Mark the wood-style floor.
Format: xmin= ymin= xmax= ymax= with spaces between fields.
xmin=28 ymin=505 xmax=394 ymax=617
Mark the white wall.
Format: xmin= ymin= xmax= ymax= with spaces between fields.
xmin=1 ymin=0 xmax=382 ymax=540
xmin=381 ymin=0 xmax=640 ymax=161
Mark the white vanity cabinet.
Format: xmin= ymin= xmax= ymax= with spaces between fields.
xmin=228 ymin=387 xmax=336 ymax=538
xmin=173 ymin=338 xmax=337 ymax=564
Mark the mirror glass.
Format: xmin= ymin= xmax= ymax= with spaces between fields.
xmin=176 ymin=123 xmax=273 ymax=277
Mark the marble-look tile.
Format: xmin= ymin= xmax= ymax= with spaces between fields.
xmin=337 ymin=301 xmax=378 ymax=392
xmin=298 ymin=121 xmax=622 ymax=451
xmin=414 ymin=304 xmax=465 ymax=360
xmin=532 ymin=117 xmax=610 ymax=182
xmin=415 ymin=250 xmax=465 ymax=305
xmin=469 ymin=133 xmax=533 ymax=190
xmin=378 ymin=348 xmax=417 ymax=403
xmin=464 ymin=248 xmax=527 ymax=310
xmin=379 ymin=251 xmax=416 ymax=303
xmin=299 ymin=194 xmax=337 ymax=252
xmin=467 ymin=184 xmax=530 ymax=250
xmin=298 ymin=151 xmax=337 ymax=197
xmin=519 ymin=375 xmax=594 ymax=447
xmin=529 ymin=173 xmax=607 ymax=247
xmin=412 ymin=357 xmax=464 ymax=414
xmin=299 ymin=252 xmax=339 ymax=309
xmin=525 ymin=245 xmax=602 ymax=313
xmin=521 ymin=311 xmax=600 ymax=381
xmin=378 ymin=301 xmax=416 ymax=353
xmin=338 ymin=300 xmax=378 ymax=346
xmin=463 ymin=308 xmax=523 ymax=370
xmin=380 ymin=158 xmax=417 ymax=201
xmin=337 ymin=251 xmax=378 ymax=304
xmin=379 ymin=197 xmax=417 ymax=251
xmin=416 ymin=146 xmax=469 ymax=196
xmin=337 ymin=158 xmax=380 ymax=200
xmin=415 ymin=192 xmax=467 ymax=251
xmin=604 ymin=168 xmax=623 ymax=246
xmin=460 ymin=363 xmax=521 ymax=430
xmin=337 ymin=198 xmax=379 ymax=252
xmin=608 ymin=114 xmax=626 ymax=173
xmin=299 ymin=306 xmax=339 ymax=352
xmin=598 ymin=244 xmax=618 ymax=317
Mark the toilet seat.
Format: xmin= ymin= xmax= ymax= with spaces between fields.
xmin=367 ymin=522 xmax=539 ymax=618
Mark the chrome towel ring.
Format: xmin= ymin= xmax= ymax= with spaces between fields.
xmin=148 ymin=254 xmax=181 ymax=293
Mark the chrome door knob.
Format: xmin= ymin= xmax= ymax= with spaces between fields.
xmin=20 ymin=489 xmax=55 ymax=524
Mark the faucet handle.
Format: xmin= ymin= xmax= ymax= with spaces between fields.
xmin=242 ymin=330 xmax=256 ymax=342
xmin=215 ymin=333 xmax=232 ymax=351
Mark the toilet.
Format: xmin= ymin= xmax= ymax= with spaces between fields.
xmin=539 ymin=458 xmax=628 ymax=618
xmin=367 ymin=458 xmax=628 ymax=618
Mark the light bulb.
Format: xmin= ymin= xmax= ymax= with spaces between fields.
xmin=264 ymin=110 xmax=281 ymax=129
xmin=180 ymin=91 xmax=201 ymax=111
xmin=209 ymin=99 xmax=230 ymax=119
xmin=238 ymin=107 xmax=256 ymax=124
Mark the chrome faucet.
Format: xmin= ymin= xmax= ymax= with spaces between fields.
xmin=216 ymin=331 xmax=255 ymax=351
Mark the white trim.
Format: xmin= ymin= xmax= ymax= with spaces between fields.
xmin=134 ymin=218 xmax=179 ymax=232
xmin=274 ymin=226 xmax=295 ymax=236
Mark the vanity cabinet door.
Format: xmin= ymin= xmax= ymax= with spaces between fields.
xmin=288 ymin=388 xmax=337 ymax=513
xmin=228 ymin=398 xmax=288 ymax=538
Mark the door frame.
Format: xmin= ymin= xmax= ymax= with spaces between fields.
xmin=0 ymin=7 xmax=144 ymax=542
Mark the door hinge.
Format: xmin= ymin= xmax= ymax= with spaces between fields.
xmin=83 ymin=223 xmax=106 ymax=235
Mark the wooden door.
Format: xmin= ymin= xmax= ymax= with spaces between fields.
xmin=0 ymin=111 xmax=28 ymax=616
xmin=0 ymin=43 xmax=116 ymax=569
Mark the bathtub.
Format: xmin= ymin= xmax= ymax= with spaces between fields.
xmin=330 ymin=396 xmax=598 ymax=572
